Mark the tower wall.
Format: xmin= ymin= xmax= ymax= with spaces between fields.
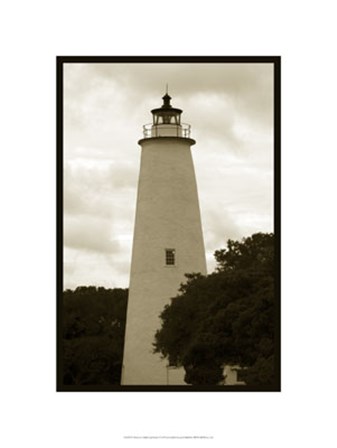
xmin=122 ymin=137 xmax=207 ymax=385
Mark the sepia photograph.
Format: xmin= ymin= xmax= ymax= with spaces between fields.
xmin=0 ymin=0 xmax=337 ymax=448
xmin=57 ymin=56 xmax=280 ymax=391
xmin=4 ymin=0 xmax=337 ymax=445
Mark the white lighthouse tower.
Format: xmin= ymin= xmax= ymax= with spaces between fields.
xmin=122 ymin=92 xmax=207 ymax=385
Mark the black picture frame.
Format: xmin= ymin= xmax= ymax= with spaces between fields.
xmin=57 ymin=56 xmax=281 ymax=392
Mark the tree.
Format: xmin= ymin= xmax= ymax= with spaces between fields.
xmin=154 ymin=233 xmax=276 ymax=386
xmin=62 ymin=286 xmax=128 ymax=385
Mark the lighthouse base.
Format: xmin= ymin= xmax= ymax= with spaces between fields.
xmin=122 ymin=356 xmax=187 ymax=386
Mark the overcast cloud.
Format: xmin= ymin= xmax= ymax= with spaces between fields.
xmin=63 ymin=62 xmax=274 ymax=290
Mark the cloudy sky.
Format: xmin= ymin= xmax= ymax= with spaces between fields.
xmin=63 ymin=62 xmax=274 ymax=290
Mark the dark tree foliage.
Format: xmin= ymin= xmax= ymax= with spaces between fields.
xmin=154 ymin=233 xmax=276 ymax=386
xmin=62 ymin=286 xmax=128 ymax=386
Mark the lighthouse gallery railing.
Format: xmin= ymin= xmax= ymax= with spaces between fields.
xmin=142 ymin=123 xmax=191 ymax=139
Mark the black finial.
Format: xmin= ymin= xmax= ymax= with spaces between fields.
xmin=162 ymin=86 xmax=172 ymax=108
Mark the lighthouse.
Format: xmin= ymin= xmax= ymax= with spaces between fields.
xmin=122 ymin=92 xmax=207 ymax=385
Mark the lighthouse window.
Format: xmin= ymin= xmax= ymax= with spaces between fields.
xmin=165 ymin=249 xmax=176 ymax=266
